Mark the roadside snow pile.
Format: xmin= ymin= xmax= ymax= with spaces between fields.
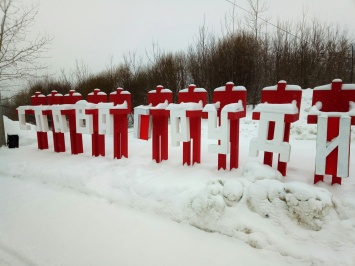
xmin=283 ymin=183 xmax=334 ymax=229
xmin=189 ymin=180 xmax=227 ymax=223
xmin=242 ymin=162 xmax=283 ymax=182
xmin=247 ymin=180 xmax=335 ymax=231
xmin=187 ymin=163 xmax=339 ymax=232
xmin=181 ymin=163 xmax=355 ymax=265
xmin=3 ymin=116 xmax=37 ymax=146
xmin=188 ymin=179 xmax=244 ymax=227
xmin=223 ymin=180 xmax=244 ymax=206
xmin=181 ymin=164 xmax=355 ymax=265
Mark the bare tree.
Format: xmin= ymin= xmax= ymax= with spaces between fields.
xmin=223 ymin=0 xmax=243 ymax=36
xmin=244 ymin=0 xmax=270 ymax=106
xmin=0 ymin=0 xmax=51 ymax=88
xmin=73 ymin=59 xmax=90 ymax=85
xmin=0 ymin=0 xmax=51 ymax=146
xmin=188 ymin=19 xmax=216 ymax=99
xmin=123 ymin=50 xmax=144 ymax=78
xmin=245 ymin=0 xmax=270 ymax=39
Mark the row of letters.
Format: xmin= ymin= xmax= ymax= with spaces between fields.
xmin=17 ymin=80 xmax=355 ymax=185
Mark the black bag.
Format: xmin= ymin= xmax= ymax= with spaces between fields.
xmin=7 ymin=134 xmax=19 ymax=148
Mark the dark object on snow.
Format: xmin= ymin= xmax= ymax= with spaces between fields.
xmin=7 ymin=134 xmax=19 ymax=148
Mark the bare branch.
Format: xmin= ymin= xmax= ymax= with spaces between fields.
xmin=0 ymin=0 xmax=51 ymax=91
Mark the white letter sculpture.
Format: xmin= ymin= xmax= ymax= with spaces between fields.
xmin=249 ymin=105 xmax=296 ymax=163
xmin=75 ymin=100 xmax=94 ymax=134
xmin=307 ymin=79 xmax=355 ymax=185
xmin=249 ymin=80 xmax=302 ymax=176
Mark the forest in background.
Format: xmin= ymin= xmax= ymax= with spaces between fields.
xmin=2 ymin=1 xmax=354 ymax=121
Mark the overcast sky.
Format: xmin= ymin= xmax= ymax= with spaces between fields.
xmin=33 ymin=0 xmax=355 ymax=77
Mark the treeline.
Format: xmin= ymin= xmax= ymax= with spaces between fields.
xmin=4 ymin=16 xmax=354 ymax=121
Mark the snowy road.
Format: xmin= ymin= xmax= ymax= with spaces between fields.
xmin=0 ymin=176 xmax=300 ymax=266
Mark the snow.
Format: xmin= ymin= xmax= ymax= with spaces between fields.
xmin=309 ymin=100 xmax=355 ymax=117
xmin=97 ymin=102 xmax=114 ymax=108
xmin=0 ymin=178 xmax=301 ymax=266
xmin=148 ymin=89 xmax=172 ymax=93
xmin=180 ymin=88 xmax=207 ymax=93
xmin=1 ymin=88 xmax=355 ymax=265
xmin=214 ymin=86 xmax=246 ymax=91
xmin=350 ymin=101 xmax=355 ymax=114
xmin=47 ymin=90 xmax=58 ymax=96
xmin=110 ymin=101 xmax=128 ymax=109
xmin=50 ymin=104 xmax=74 ymax=110
xmin=333 ymin=78 xmax=342 ymax=82
xmin=120 ymin=91 xmax=130 ymax=94
xmin=166 ymin=101 xmax=203 ymax=110
xmin=32 ymin=105 xmax=50 ymax=111
xmin=314 ymin=84 xmax=332 ymax=91
xmin=64 ymin=92 xmax=81 ymax=97
xmin=149 ymin=100 xmax=169 ymax=109
xmin=202 ymin=102 xmax=220 ymax=112
xmin=221 ymin=101 xmax=244 ymax=112
xmin=75 ymin=100 xmax=96 ymax=109
xmin=263 ymin=82 xmax=302 ymax=91
xmin=254 ymin=101 xmax=298 ymax=114
xmin=343 ymin=84 xmax=355 ymax=90
xmin=88 ymin=89 xmax=107 ymax=96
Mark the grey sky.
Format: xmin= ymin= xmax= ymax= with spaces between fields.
xmin=33 ymin=0 xmax=355 ymax=77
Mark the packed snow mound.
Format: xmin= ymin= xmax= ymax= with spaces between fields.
xmin=284 ymin=182 xmax=334 ymax=230
xmin=242 ymin=162 xmax=283 ymax=182
xmin=246 ymin=179 xmax=285 ymax=219
xmin=247 ymin=179 xmax=336 ymax=231
xmin=189 ymin=179 xmax=244 ymax=225
xmin=3 ymin=116 xmax=37 ymax=146
xmin=222 ymin=180 xmax=244 ymax=206
xmin=188 ymin=176 xmax=337 ymax=232
xmin=190 ymin=179 xmax=226 ymax=221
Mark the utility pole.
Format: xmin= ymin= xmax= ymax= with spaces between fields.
xmin=351 ymin=44 xmax=354 ymax=83
xmin=0 ymin=92 xmax=6 ymax=147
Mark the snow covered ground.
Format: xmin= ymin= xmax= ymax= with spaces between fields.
xmin=1 ymin=89 xmax=355 ymax=265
